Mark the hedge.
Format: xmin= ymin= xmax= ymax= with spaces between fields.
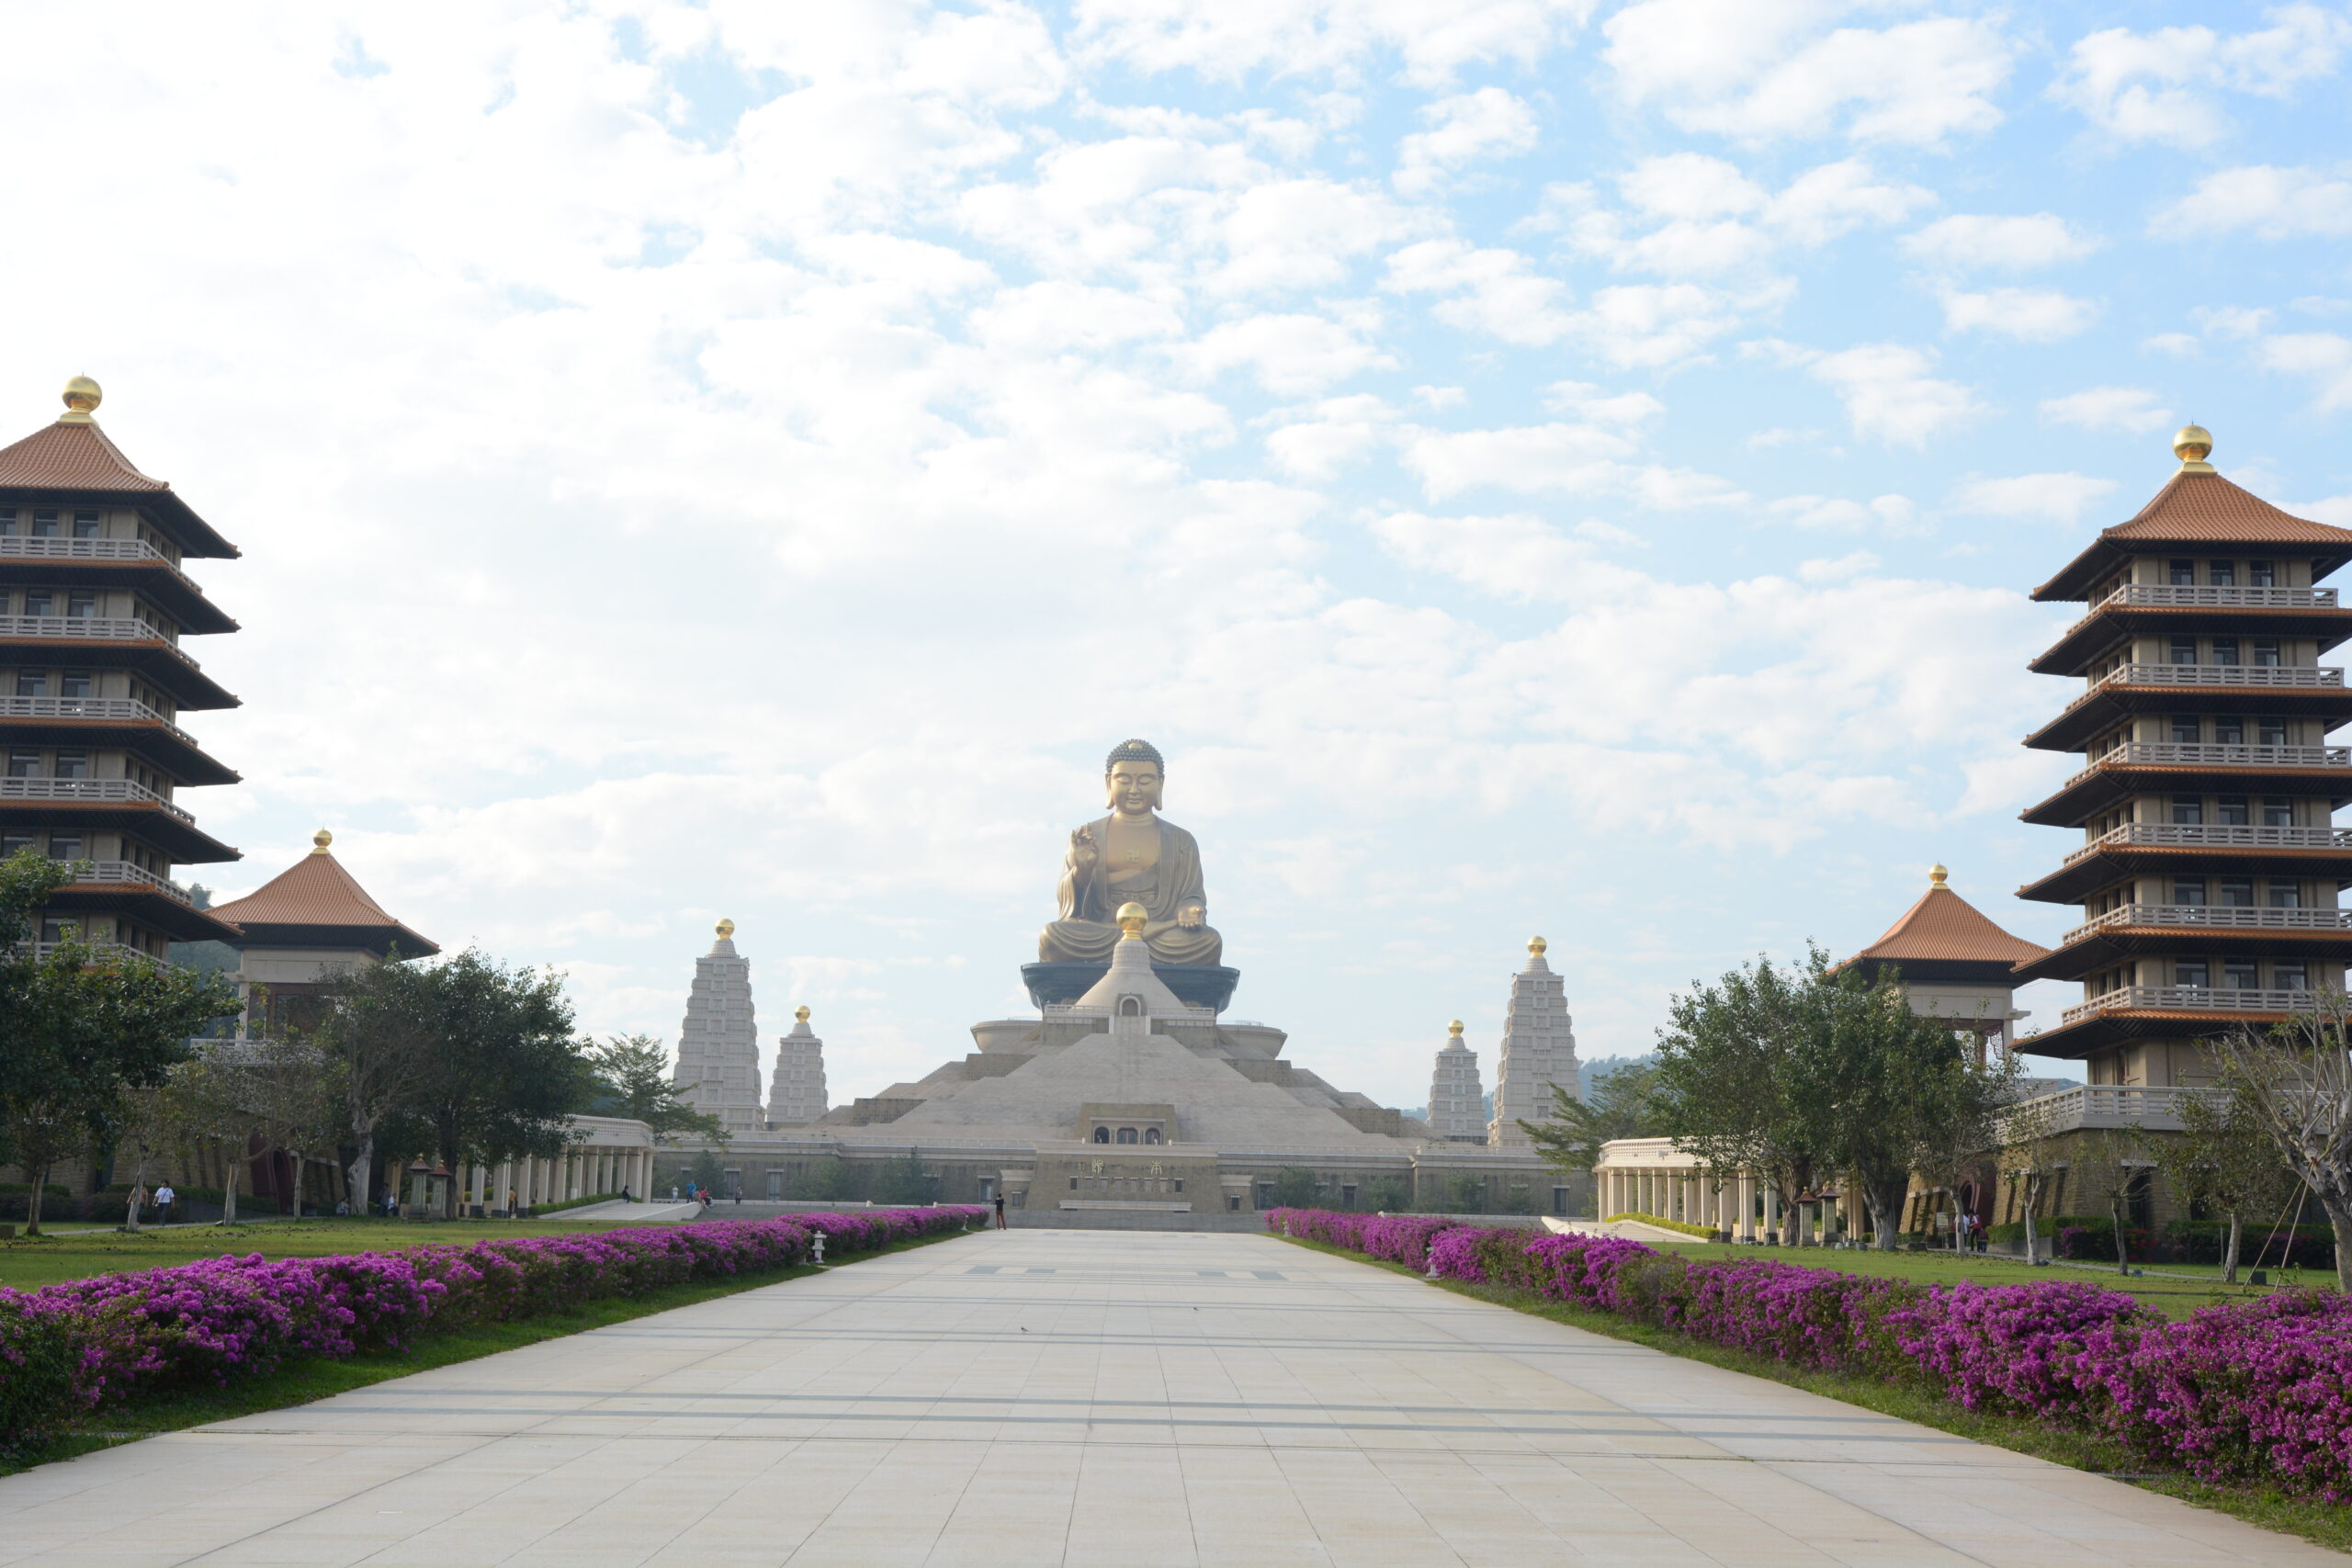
xmin=1604 ymin=1211 xmax=1716 ymax=1239
xmin=1270 ymin=1206 xmax=2352 ymax=1503
xmin=0 ymin=1206 xmax=986 ymax=1451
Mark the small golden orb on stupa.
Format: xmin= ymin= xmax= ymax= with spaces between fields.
xmin=795 ymin=1005 xmax=810 ymax=1022
xmin=59 ymin=376 xmax=101 ymax=424
xmin=1115 ymin=901 xmax=1148 ymax=937
xmin=1528 ymin=935 xmax=1548 ymax=956
xmin=2173 ymin=423 xmax=2215 ymax=473
xmin=311 ymin=829 xmax=334 ymax=853
xmin=1448 ymin=1019 xmax=1464 ymax=1037
xmin=716 ymin=918 xmax=735 ymax=939
xmin=1929 ymin=863 xmax=1949 ymax=886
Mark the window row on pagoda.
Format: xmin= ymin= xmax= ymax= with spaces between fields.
xmin=2084 ymin=956 xmax=2337 ymax=994
xmin=30 ymin=911 xmax=175 ymax=957
xmin=3 ymin=747 xmax=178 ymax=795
xmin=0 ymin=666 xmax=182 ymax=716
xmin=2082 ymin=875 xmax=2332 ymax=918
xmin=2083 ymin=637 xmax=2320 ymax=683
xmin=0 ymin=585 xmax=188 ymax=640
xmin=2090 ymin=715 xmax=2325 ymax=751
xmin=2083 ymin=795 xmax=2332 ymax=836
xmin=2084 ymin=555 xmax=2320 ymax=602
xmin=0 ymin=504 xmax=184 ymax=563
xmin=2 ymin=828 xmax=178 ymax=873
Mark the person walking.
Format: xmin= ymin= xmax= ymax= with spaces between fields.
xmin=992 ymin=1193 xmax=1007 ymax=1230
xmin=153 ymin=1183 xmax=175 ymax=1227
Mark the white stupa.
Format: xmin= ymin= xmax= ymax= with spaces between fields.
xmin=767 ymin=1004 xmax=830 ymax=1126
xmin=671 ymin=919 xmax=763 ymax=1136
xmin=1488 ymin=935 xmax=1579 ymax=1147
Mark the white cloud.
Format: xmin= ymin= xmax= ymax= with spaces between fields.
xmin=1396 ymin=423 xmax=1745 ymax=507
xmin=2040 ymin=387 xmax=2174 ymax=435
xmin=2154 ymin=165 xmax=2352 ymax=240
xmin=1773 ymin=341 xmax=1987 ymax=447
xmin=1938 ymin=287 xmax=2099 ymax=342
xmin=2257 ymin=332 xmax=2352 ymax=411
xmin=1262 ymin=393 xmax=1396 ymax=478
xmin=2196 ymin=304 xmax=2277 ymax=340
xmin=2052 ymin=5 xmax=2352 ymax=149
xmin=1544 ymin=155 xmax=1929 ymax=276
xmin=1184 ymin=309 xmax=1394 ymax=393
xmin=1948 ymin=473 xmax=2120 ymax=525
xmin=1603 ymin=1 xmax=2013 ymax=147
xmin=1380 ymin=238 xmax=1576 ymax=344
xmin=1900 ymin=213 xmax=2099 ymax=272
xmin=2142 ymin=332 xmax=2201 ymax=356
xmin=1541 ymin=381 xmax=1668 ymax=424
xmin=1395 ymin=86 xmax=1541 ymax=197
xmin=1770 ymin=495 xmax=1917 ymax=531
xmin=1070 ymin=0 xmax=1590 ymax=86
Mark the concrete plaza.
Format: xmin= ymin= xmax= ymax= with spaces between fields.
xmin=0 ymin=1228 xmax=2333 ymax=1567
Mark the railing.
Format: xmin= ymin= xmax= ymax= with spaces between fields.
xmin=62 ymin=859 xmax=197 ymax=905
xmin=2062 ymin=904 xmax=2352 ymax=944
xmin=0 ymin=536 xmax=172 ymax=564
xmin=0 ymin=777 xmax=194 ymax=823
xmin=2061 ymin=986 xmax=2316 ymax=1024
xmin=2065 ymin=583 xmax=2338 ymax=638
xmin=1995 ymin=1083 xmax=2229 ymax=1139
xmin=21 ymin=939 xmax=150 ymax=964
xmin=2064 ymin=742 xmax=2349 ymax=790
xmin=2095 ymin=662 xmax=2342 ymax=690
xmin=2062 ymin=822 xmax=2352 ymax=865
xmin=0 ymin=694 xmax=199 ymax=746
xmin=0 ymin=615 xmax=194 ymax=663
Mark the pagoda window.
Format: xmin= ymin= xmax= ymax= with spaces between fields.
xmin=28 ymin=509 xmax=57 ymax=537
xmin=2269 ymin=879 xmax=2302 ymax=908
xmin=6 ymin=750 xmax=40 ymax=778
xmin=58 ymin=671 xmax=89 ymax=700
xmin=13 ymin=671 xmax=43 ymax=697
xmin=2251 ymin=559 xmax=2277 ymax=587
xmin=2222 ymin=958 xmax=2259 ymax=989
xmin=1117 ymin=1127 xmax=1138 ymax=1144
xmin=2170 ymin=715 xmax=2199 ymax=742
xmin=2276 ymin=962 xmax=2309 ymax=991
xmin=19 ymin=591 xmax=51 ymax=616
xmin=39 ymin=918 xmax=77 ymax=943
xmin=2264 ymin=797 xmax=2294 ymax=827
xmin=1 ymin=832 xmax=31 ymax=857
xmin=2175 ymin=959 xmax=2211 ymax=987
xmin=2218 ymin=795 xmax=2249 ymax=825
xmin=2213 ymin=716 xmax=2244 ymax=744
xmin=2209 ymin=560 xmax=2237 ymax=586
xmin=70 ymin=511 xmax=99 ymax=539
xmin=2259 ymin=716 xmax=2289 ymax=744
xmin=2211 ymin=637 xmax=2240 ymax=665
xmin=51 ymin=751 xmax=85 ymax=779
xmin=45 ymin=833 xmax=81 ymax=862
xmin=2253 ymin=638 xmax=2281 ymax=667
xmin=2168 ymin=637 xmax=2197 ymax=664
xmin=2171 ymin=796 xmax=2203 ymax=825
xmin=2218 ymin=877 xmax=2254 ymax=907
xmin=2169 ymin=558 xmax=2196 ymax=585
xmin=2172 ymin=877 xmax=2207 ymax=905
xmin=65 ymin=592 xmax=96 ymax=619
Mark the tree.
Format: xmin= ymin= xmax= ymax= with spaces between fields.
xmin=871 ymin=1152 xmax=929 ymax=1205
xmin=1520 ymin=1060 xmax=1666 ymax=1175
xmin=1652 ymin=951 xmax=1821 ymax=1245
xmin=689 ymin=1149 xmax=726 ymax=1194
xmin=231 ymin=1036 xmax=345 ymax=1221
xmin=1365 ymin=1175 xmax=1410 ymax=1213
xmin=400 ymin=951 xmax=590 ymax=1218
xmin=1996 ymin=1097 xmax=2068 ymax=1264
xmin=2070 ymin=1127 xmax=2147 ymax=1275
xmin=582 ymin=1034 xmax=726 ymax=1145
xmin=2143 ymin=1072 xmax=2298 ymax=1284
xmin=2213 ymin=998 xmax=2352 ymax=1291
xmin=311 ymin=955 xmax=435 ymax=1216
xmin=795 ymin=1156 xmax=853 ymax=1201
xmin=0 ymin=850 xmax=236 ymax=1235
xmin=150 ymin=1044 xmax=266 ymax=1224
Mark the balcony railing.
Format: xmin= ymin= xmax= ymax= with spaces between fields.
xmin=61 ymin=859 xmax=198 ymax=906
xmin=2062 ymin=822 xmax=2352 ymax=865
xmin=0 ymin=615 xmax=197 ymax=667
xmin=2062 ymin=903 xmax=2352 ymax=944
xmin=18 ymin=939 xmax=152 ymax=964
xmin=0 ymin=777 xmax=194 ymax=823
xmin=2094 ymin=662 xmax=2342 ymax=691
xmin=2062 ymin=583 xmax=2340 ymax=639
xmin=2064 ymin=741 xmax=2351 ymax=789
xmin=0 ymin=694 xmax=198 ymax=747
xmin=2061 ymin=986 xmax=2316 ymax=1025
xmin=1995 ymin=1083 xmax=2228 ymax=1139
xmin=0 ymin=536 xmax=174 ymax=565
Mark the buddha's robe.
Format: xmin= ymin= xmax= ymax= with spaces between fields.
xmin=1038 ymin=814 xmax=1223 ymax=965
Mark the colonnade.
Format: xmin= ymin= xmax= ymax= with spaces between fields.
xmin=458 ymin=1144 xmax=659 ymax=1215
xmin=1595 ymin=1160 xmax=1865 ymax=1244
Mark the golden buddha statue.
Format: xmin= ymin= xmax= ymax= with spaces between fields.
xmin=1038 ymin=739 xmax=1223 ymax=966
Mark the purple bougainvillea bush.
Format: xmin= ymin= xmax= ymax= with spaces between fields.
xmin=0 ymin=1206 xmax=984 ymax=1448
xmin=1271 ymin=1207 xmax=2352 ymax=1501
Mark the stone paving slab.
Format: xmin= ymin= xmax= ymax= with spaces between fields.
xmin=0 ymin=1228 xmax=2337 ymax=1566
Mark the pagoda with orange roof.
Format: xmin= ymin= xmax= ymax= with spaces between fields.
xmin=1840 ymin=864 xmax=2047 ymax=1060
xmin=2012 ymin=425 xmax=2352 ymax=1085
xmin=209 ymin=829 xmax=438 ymax=1036
xmin=0 ymin=378 xmax=243 ymax=958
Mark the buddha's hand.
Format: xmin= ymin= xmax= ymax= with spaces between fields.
xmin=1069 ymin=826 xmax=1098 ymax=872
xmin=1177 ymin=904 xmax=1204 ymax=930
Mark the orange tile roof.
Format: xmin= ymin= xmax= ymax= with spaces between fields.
xmin=2035 ymin=471 xmax=2352 ymax=601
xmin=209 ymin=846 xmax=438 ymax=956
xmin=0 ymin=419 xmax=171 ymax=492
xmin=1849 ymin=885 xmax=2049 ymax=967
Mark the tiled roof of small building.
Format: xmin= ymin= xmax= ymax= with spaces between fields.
xmin=1849 ymin=881 xmax=2049 ymax=967
xmin=2034 ymin=471 xmax=2352 ymax=601
xmin=209 ymin=839 xmax=439 ymax=957
xmin=0 ymin=419 xmax=172 ymax=492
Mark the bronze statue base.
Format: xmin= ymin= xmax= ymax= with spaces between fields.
xmin=1021 ymin=962 xmax=1238 ymax=1014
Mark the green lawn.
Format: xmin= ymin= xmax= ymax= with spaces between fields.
xmin=0 ymin=1215 xmax=687 ymax=1292
xmin=1650 ymin=1240 xmax=2300 ymax=1320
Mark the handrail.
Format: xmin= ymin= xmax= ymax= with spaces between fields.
xmin=2062 ymin=986 xmax=2316 ymax=1024
xmin=2062 ymin=903 xmax=2352 ymax=945
xmin=0 ymin=694 xmax=199 ymax=747
xmin=0 ymin=776 xmax=195 ymax=823
xmin=2061 ymin=822 xmax=2352 ymax=866
xmin=2061 ymin=741 xmax=2350 ymax=791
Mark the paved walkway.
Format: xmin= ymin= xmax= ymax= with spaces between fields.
xmin=0 ymin=1229 xmax=2335 ymax=1566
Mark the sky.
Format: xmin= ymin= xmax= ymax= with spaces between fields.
xmin=5 ymin=1 xmax=2351 ymax=1112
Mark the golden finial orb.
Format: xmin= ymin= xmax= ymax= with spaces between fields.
xmin=1528 ymin=935 xmax=1548 ymax=956
xmin=311 ymin=829 xmax=334 ymax=853
xmin=1929 ymin=863 xmax=1950 ymax=886
xmin=1115 ymin=901 xmax=1148 ymax=938
xmin=716 ymin=918 xmax=735 ymax=940
xmin=1448 ymin=1019 xmax=1464 ymax=1037
xmin=795 ymin=1004 xmax=810 ymax=1022
xmin=58 ymin=376 xmax=101 ymax=425
xmin=2173 ymin=423 xmax=2215 ymax=474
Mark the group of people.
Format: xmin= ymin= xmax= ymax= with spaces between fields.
xmin=123 ymin=1183 xmax=176 ymax=1227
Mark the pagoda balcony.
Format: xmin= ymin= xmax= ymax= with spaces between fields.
xmin=0 ymin=615 xmax=237 ymax=711
xmin=2020 ymin=900 xmax=2352 ymax=981
xmin=58 ymin=859 xmax=198 ymax=906
xmin=2026 ymin=664 xmax=2352 ymax=750
xmin=0 ymin=694 xmax=198 ymax=746
xmin=2063 ymin=903 xmax=2352 ymax=943
xmin=2063 ymin=822 xmax=2352 ymax=865
xmin=0 ymin=538 xmax=236 ymax=635
xmin=2019 ymin=821 xmax=2352 ymax=905
xmin=0 ymin=776 xmax=194 ymax=823
xmin=1993 ymin=1083 xmax=2226 ymax=1141
xmin=0 ymin=613 xmax=179 ymax=648
xmin=2024 ymin=741 xmax=2352 ymax=827
xmin=0 ymin=536 xmax=177 ymax=565
xmin=2034 ymin=584 xmax=2352 ymax=676
xmin=2060 ymin=986 xmax=2314 ymax=1026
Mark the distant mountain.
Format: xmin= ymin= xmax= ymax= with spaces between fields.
xmin=1579 ymin=1052 xmax=1659 ymax=1100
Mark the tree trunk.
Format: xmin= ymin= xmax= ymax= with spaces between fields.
xmin=221 ymin=1158 xmax=241 ymax=1225
xmin=2108 ymin=1193 xmax=2129 ymax=1274
xmin=1867 ymin=1181 xmax=1903 ymax=1250
xmin=2223 ymin=1210 xmax=2243 ymax=1284
xmin=2320 ymin=1191 xmax=2352 ymax=1293
xmin=24 ymin=1161 xmax=50 ymax=1237
xmin=348 ymin=1129 xmax=375 ymax=1216
xmin=2021 ymin=1174 xmax=2041 ymax=1263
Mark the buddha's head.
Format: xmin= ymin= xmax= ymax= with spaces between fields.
xmin=1104 ymin=738 xmax=1164 ymax=816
